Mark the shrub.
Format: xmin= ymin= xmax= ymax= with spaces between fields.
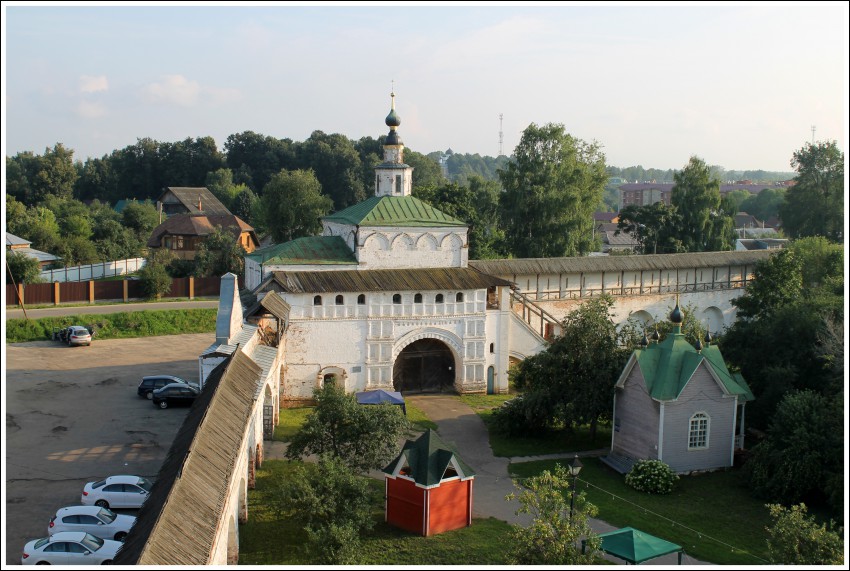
xmin=138 ymin=261 xmax=172 ymax=299
xmin=625 ymin=459 xmax=679 ymax=494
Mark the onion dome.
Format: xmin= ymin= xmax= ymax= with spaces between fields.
xmin=651 ymin=327 xmax=660 ymax=343
xmin=704 ymin=329 xmax=712 ymax=346
xmin=385 ymin=129 xmax=402 ymax=146
xmin=640 ymin=330 xmax=649 ymax=347
xmin=695 ymin=337 xmax=703 ymax=352
xmin=385 ymin=107 xmax=401 ymax=128
xmin=669 ymin=302 xmax=683 ymax=325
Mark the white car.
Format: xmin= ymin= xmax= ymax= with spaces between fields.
xmin=81 ymin=475 xmax=152 ymax=509
xmin=49 ymin=506 xmax=136 ymax=541
xmin=21 ymin=531 xmax=121 ymax=565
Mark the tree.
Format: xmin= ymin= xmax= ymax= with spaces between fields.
xmin=260 ymin=169 xmax=333 ymax=243
xmin=495 ymin=296 xmax=627 ymax=439
xmin=232 ymin=186 xmax=258 ymax=224
xmin=616 ymin=202 xmax=684 ymax=254
xmin=764 ymin=503 xmax=843 ymax=565
xmin=193 ymin=226 xmax=246 ymax=278
xmin=296 ymin=131 xmax=366 ymax=210
xmin=285 ymin=384 xmax=410 ymax=474
xmin=224 ymin=131 xmax=297 ymax=193
xmin=505 ymin=464 xmax=601 ymax=565
xmin=121 ymin=200 xmax=161 ymax=239
xmin=272 ymin=457 xmax=376 ymax=564
xmin=138 ymin=249 xmax=174 ymax=299
xmin=404 ymin=148 xmax=445 ymax=191
xmin=6 ymin=144 xmax=78 ymax=205
xmin=732 ymin=248 xmax=803 ymax=321
xmin=6 ymin=252 xmax=42 ymax=285
xmin=671 ymin=156 xmax=736 ymax=252
xmin=740 ymin=187 xmax=786 ymax=222
xmin=498 ymin=123 xmax=607 ymax=258
xmin=779 ymin=141 xmax=844 ymax=241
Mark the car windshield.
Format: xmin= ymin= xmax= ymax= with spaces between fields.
xmin=80 ymin=534 xmax=104 ymax=552
xmin=91 ymin=480 xmax=106 ymax=489
xmin=137 ymin=478 xmax=153 ymax=492
xmin=34 ymin=537 xmax=50 ymax=549
xmin=97 ymin=507 xmax=116 ymax=523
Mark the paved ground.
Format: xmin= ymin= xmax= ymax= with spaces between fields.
xmin=5 ymin=300 xmax=219 ymax=320
xmin=4 ymin=333 xmax=213 ymax=566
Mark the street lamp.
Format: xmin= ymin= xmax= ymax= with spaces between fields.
xmin=567 ymin=454 xmax=583 ymax=522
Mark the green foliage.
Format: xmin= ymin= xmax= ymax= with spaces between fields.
xmin=671 ymin=156 xmax=736 ymax=252
xmin=765 ymin=503 xmax=844 ymax=565
xmin=6 ymin=309 xmax=217 ymax=343
xmin=6 ymin=143 xmax=78 ymax=205
xmin=779 ymin=140 xmax=844 ymax=241
xmin=625 ymin=459 xmax=679 ymax=495
xmin=746 ymin=391 xmax=843 ymax=516
xmin=285 ymin=384 xmax=410 ymax=473
xmin=404 ymin=148 xmax=446 ymax=190
xmin=260 ymin=169 xmax=333 ymax=243
xmin=297 ymin=130 xmax=366 ymax=210
xmin=225 ymin=131 xmax=297 ymax=193
xmin=444 ymin=151 xmax=511 ymax=184
xmin=5 ymin=251 xmax=42 ymax=285
xmin=193 ymin=225 xmax=246 ymax=278
xmin=138 ymin=255 xmax=173 ymax=299
xmin=498 ymin=122 xmax=607 ymax=258
xmin=739 ymin=187 xmax=786 ymax=222
xmin=271 ymin=458 xmax=376 ymax=565
xmin=54 ymin=235 xmax=100 ymax=266
xmin=616 ymin=202 xmax=684 ymax=254
xmin=732 ymin=248 xmax=803 ymax=321
xmin=494 ymin=296 xmax=627 ymax=439
xmin=121 ymin=200 xmax=160 ymax=238
xmin=505 ymin=464 xmax=601 ymax=565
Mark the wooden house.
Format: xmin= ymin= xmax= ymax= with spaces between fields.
xmin=147 ymin=214 xmax=259 ymax=261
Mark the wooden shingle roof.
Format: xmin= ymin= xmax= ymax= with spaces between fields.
xmin=147 ymin=214 xmax=257 ymax=247
xmin=114 ymin=350 xmax=262 ymax=565
xmin=160 ymin=187 xmax=232 ymax=215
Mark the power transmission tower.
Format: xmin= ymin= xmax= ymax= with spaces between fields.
xmin=499 ymin=114 xmax=504 ymax=156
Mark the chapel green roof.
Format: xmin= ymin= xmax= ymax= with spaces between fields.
xmin=632 ymin=332 xmax=754 ymax=402
xmin=323 ymin=195 xmax=467 ymax=227
xmin=382 ymin=429 xmax=475 ymax=487
xmin=245 ymin=236 xmax=357 ymax=266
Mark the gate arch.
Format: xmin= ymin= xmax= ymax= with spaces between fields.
xmin=392 ymin=329 xmax=462 ymax=394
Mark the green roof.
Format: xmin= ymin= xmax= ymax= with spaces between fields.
xmin=245 ymin=236 xmax=357 ymax=266
xmin=597 ymin=527 xmax=683 ymax=564
xmin=382 ymin=429 xmax=475 ymax=487
xmin=632 ymin=330 xmax=754 ymax=402
xmin=323 ymin=195 xmax=467 ymax=227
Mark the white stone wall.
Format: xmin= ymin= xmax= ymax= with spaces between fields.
xmin=322 ymin=222 xmax=357 ymax=250
xmin=375 ymin=163 xmax=413 ymax=197
xmin=356 ymin=227 xmax=468 ymax=269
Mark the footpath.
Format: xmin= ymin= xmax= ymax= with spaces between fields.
xmin=268 ymin=394 xmax=712 ymax=566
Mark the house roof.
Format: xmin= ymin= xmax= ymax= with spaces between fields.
xmin=322 ymin=195 xmax=467 ymax=227
xmin=6 ymin=233 xmax=59 ymax=263
xmin=159 ymin=187 xmax=232 ymax=215
xmin=382 ymin=429 xmax=475 ymax=487
xmin=6 ymin=232 xmax=30 ymax=247
xmin=261 ymin=267 xmax=512 ymax=294
xmin=147 ymin=214 xmax=257 ymax=247
xmin=245 ymin=236 xmax=357 ymax=266
xmin=114 ymin=350 xmax=262 ymax=565
xmin=624 ymin=330 xmax=753 ymax=402
xmin=469 ymin=250 xmax=772 ymax=276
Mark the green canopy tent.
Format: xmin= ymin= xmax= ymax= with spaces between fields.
xmin=583 ymin=527 xmax=684 ymax=565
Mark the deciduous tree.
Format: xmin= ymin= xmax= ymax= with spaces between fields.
xmin=779 ymin=141 xmax=844 ymax=241
xmin=671 ymin=156 xmax=736 ymax=252
xmin=498 ymin=123 xmax=607 ymax=258
xmin=765 ymin=503 xmax=843 ymax=565
xmin=193 ymin=226 xmax=246 ymax=278
xmin=260 ymin=169 xmax=332 ymax=243
xmin=5 ymin=252 xmax=42 ymax=285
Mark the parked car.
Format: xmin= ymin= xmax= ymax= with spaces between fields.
xmin=21 ymin=531 xmax=121 ymax=565
xmin=52 ymin=325 xmax=93 ymax=346
xmin=137 ymin=374 xmax=193 ymax=399
xmin=152 ymin=382 xmax=201 ymax=409
xmin=81 ymin=475 xmax=152 ymax=509
xmin=48 ymin=506 xmax=136 ymax=541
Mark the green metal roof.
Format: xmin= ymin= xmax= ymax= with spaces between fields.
xmin=633 ymin=329 xmax=754 ymax=402
xmin=245 ymin=236 xmax=357 ymax=266
xmin=323 ymin=195 xmax=467 ymax=227
xmin=382 ymin=429 xmax=475 ymax=487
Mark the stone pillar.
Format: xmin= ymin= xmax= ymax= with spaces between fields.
xmin=123 ymin=280 xmax=129 ymax=302
xmin=89 ymin=281 xmax=95 ymax=304
xmin=189 ymin=276 xmax=195 ymax=300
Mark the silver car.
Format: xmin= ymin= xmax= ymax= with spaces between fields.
xmin=49 ymin=506 xmax=136 ymax=541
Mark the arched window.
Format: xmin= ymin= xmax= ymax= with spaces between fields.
xmin=357 ymin=294 xmax=366 ymax=305
xmin=456 ymin=292 xmax=464 ymax=302
xmin=313 ymin=295 xmax=322 ymax=306
xmin=435 ymin=294 xmax=444 ymax=304
xmin=335 ymin=295 xmax=344 ymax=305
xmin=392 ymin=294 xmax=402 ymax=304
xmin=688 ymin=412 xmax=710 ymax=449
xmin=414 ymin=293 xmax=422 ymax=303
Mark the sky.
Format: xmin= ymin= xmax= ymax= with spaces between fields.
xmin=2 ymin=2 xmax=848 ymax=173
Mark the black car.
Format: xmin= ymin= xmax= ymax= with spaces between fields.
xmin=137 ymin=375 xmax=192 ymax=400
xmin=151 ymin=383 xmax=200 ymax=409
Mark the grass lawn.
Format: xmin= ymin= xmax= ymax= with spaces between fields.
xmin=239 ymin=459 xmax=514 ymax=565
xmin=458 ymin=394 xmax=612 ymax=457
xmin=509 ymin=458 xmax=771 ymax=565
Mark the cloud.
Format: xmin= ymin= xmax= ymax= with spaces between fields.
xmin=142 ymin=75 xmax=242 ymax=107
xmin=143 ymin=74 xmax=201 ymax=107
xmin=75 ymin=100 xmax=108 ymax=119
xmin=79 ymin=75 xmax=108 ymax=93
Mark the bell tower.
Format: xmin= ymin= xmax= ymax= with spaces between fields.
xmin=375 ymin=88 xmax=414 ymax=197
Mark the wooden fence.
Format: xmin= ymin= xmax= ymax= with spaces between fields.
xmin=5 ymin=275 xmax=243 ymax=308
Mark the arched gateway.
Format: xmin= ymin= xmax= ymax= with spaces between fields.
xmin=393 ymin=339 xmax=456 ymax=393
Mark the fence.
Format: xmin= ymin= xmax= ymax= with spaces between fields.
xmin=39 ymin=258 xmax=146 ymax=283
xmin=5 ymin=275 xmax=243 ymax=308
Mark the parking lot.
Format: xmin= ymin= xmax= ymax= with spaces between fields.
xmin=4 ymin=333 xmax=214 ymax=565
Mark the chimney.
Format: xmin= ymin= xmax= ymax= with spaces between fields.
xmin=198 ymin=196 xmax=202 ymax=211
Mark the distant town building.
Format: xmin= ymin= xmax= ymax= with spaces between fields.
xmin=618 ymin=183 xmax=775 ymax=211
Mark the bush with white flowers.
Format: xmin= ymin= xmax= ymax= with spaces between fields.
xmin=625 ymin=459 xmax=679 ymax=494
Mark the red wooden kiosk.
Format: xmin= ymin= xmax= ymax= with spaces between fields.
xmin=382 ymin=429 xmax=475 ymax=536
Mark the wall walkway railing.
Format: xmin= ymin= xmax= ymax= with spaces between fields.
xmin=509 ymin=290 xmax=562 ymax=341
